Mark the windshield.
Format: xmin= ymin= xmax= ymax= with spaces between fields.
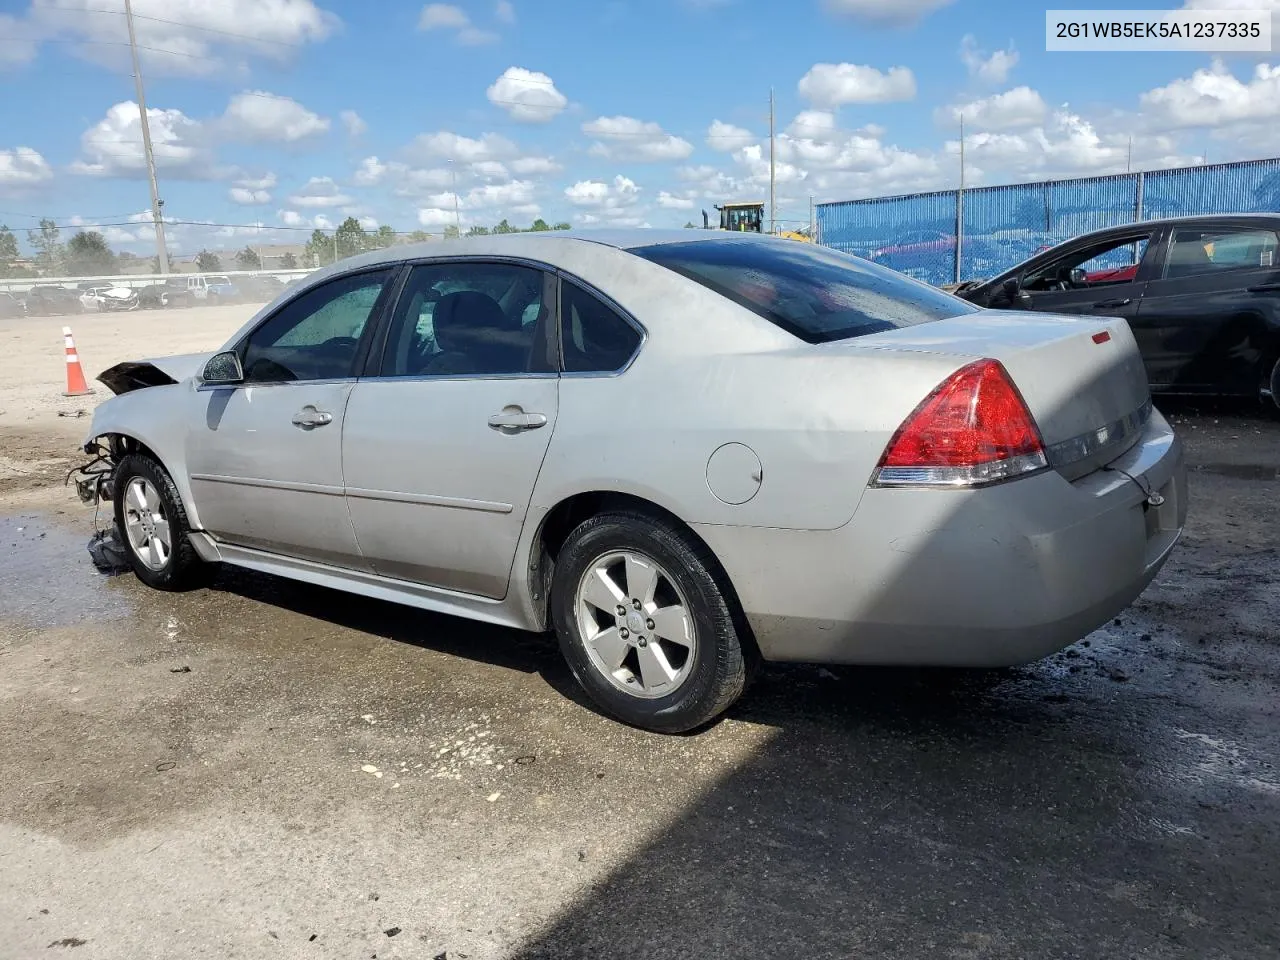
xmin=631 ymin=238 xmax=977 ymax=344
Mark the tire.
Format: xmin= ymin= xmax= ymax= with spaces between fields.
xmin=112 ymin=453 xmax=205 ymax=591
xmin=1269 ymin=357 xmax=1280 ymax=414
xmin=550 ymin=510 xmax=750 ymax=733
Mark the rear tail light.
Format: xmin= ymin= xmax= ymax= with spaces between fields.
xmin=872 ymin=359 xmax=1048 ymax=487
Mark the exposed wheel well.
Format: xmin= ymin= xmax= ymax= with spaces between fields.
xmin=535 ymin=491 xmax=760 ymax=661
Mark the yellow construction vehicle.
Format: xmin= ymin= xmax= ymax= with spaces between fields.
xmin=705 ymin=201 xmax=813 ymax=242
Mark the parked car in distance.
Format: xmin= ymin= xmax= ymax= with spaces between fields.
xmin=0 ymin=291 xmax=25 ymax=318
xmin=24 ymin=285 xmax=84 ymax=316
xmin=80 ymin=231 xmax=1186 ymax=732
xmin=237 ymin=275 xmax=286 ymax=303
xmin=954 ymin=214 xmax=1280 ymax=410
xmin=79 ymin=284 xmax=139 ymax=312
xmin=138 ymin=278 xmax=194 ymax=310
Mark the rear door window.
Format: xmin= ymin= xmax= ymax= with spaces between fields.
xmin=630 ymin=238 xmax=975 ymax=344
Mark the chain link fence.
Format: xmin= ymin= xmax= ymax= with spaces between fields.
xmin=817 ymin=157 xmax=1280 ymax=288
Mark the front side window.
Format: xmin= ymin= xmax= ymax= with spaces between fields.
xmin=241 ymin=268 xmax=393 ymax=383
xmin=1164 ymin=228 xmax=1280 ymax=279
xmin=381 ymin=262 xmax=553 ymax=377
xmin=1023 ymin=234 xmax=1153 ymax=291
xmin=632 ymin=238 xmax=975 ymax=344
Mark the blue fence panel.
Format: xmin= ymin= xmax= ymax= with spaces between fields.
xmin=817 ymin=157 xmax=1280 ymax=287
xmin=1143 ymin=158 xmax=1280 ymax=218
xmin=817 ymin=190 xmax=957 ymax=287
xmin=959 ymin=182 xmax=1049 ymax=283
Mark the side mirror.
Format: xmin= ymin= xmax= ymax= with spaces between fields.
xmin=1069 ymin=267 xmax=1087 ymax=286
xmin=202 ymin=350 xmax=244 ymax=385
xmin=1001 ymin=276 xmax=1032 ymax=309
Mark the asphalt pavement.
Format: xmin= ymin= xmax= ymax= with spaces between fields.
xmin=1 ymin=401 xmax=1277 ymax=959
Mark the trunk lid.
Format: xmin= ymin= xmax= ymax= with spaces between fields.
xmin=840 ymin=310 xmax=1152 ymax=480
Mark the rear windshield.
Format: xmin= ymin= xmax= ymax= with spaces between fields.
xmin=631 ymin=238 xmax=977 ymax=344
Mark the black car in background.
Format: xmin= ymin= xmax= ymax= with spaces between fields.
xmin=137 ymin=278 xmax=194 ymax=309
xmin=0 ymin=292 xmax=25 ymax=318
xmin=24 ymin=285 xmax=84 ymax=316
xmin=954 ymin=214 xmax=1280 ymax=410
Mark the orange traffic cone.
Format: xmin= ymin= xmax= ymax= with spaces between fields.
xmin=62 ymin=326 xmax=93 ymax=397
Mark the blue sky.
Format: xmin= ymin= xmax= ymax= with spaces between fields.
xmin=0 ymin=0 xmax=1277 ymax=255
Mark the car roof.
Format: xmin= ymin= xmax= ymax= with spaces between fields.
xmin=326 ymin=228 xmax=785 ymax=273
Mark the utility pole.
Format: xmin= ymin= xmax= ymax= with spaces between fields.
xmin=768 ymin=88 xmax=776 ymax=236
xmin=955 ymin=116 xmax=965 ymax=285
xmin=809 ymin=195 xmax=815 ymax=238
xmin=449 ymin=159 xmax=461 ymax=233
xmin=124 ymin=0 xmax=169 ymax=275
xmin=1127 ymin=136 xmax=1133 ymax=173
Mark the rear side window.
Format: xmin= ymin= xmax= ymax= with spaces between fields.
xmin=631 ymin=238 xmax=976 ymax=344
xmin=560 ymin=280 xmax=642 ymax=373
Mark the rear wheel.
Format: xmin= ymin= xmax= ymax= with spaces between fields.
xmin=550 ymin=511 xmax=750 ymax=733
xmin=1269 ymin=357 xmax=1280 ymax=414
xmin=113 ymin=453 xmax=205 ymax=591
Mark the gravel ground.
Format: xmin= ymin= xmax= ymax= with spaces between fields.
xmin=0 ymin=376 xmax=1276 ymax=957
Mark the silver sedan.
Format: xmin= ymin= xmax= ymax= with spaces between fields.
xmin=83 ymin=230 xmax=1187 ymax=732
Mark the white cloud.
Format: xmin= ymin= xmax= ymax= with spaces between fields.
xmin=418 ymin=207 xmax=458 ymax=228
xmin=565 ymin=175 xmax=642 ymax=217
xmin=0 ymin=15 xmax=37 ymax=68
xmin=0 ymin=147 xmax=53 ymax=189
xmin=657 ymin=191 xmax=696 ymax=209
xmin=496 ymin=1 xmax=516 ymax=24
xmin=797 ymin=63 xmax=916 ymax=107
xmin=487 ymin=67 xmax=568 ymax=122
xmin=583 ymin=116 xmax=694 ymax=162
xmin=789 ymin=110 xmax=838 ymax=138
xmin=287 ymin=176 xmax=354 ymax=208
xmin=229 ymin=173 xmax=275 ymax=205
xmin=822 ymin=0 xmax=955 ymax=25
xmin=510 ymin=155 xmax=562 ymax=175
xmin=406 ymin=130 xmax=519 ymax=163
xmin=70 ymin=101 xmax=216 ymax=179
xmin=936 ymin=87 xmax=1048 ymax=131
xmin=21 ymin=0 xmax=337 ymax=77
xmin=959 ymin=34 xmax=1018 ymax=85
xmin=358 ymin=215 xmax=379 ymax=230
xmin=341 ymin=110 xmax=367 ymax=137
xmin=1140 ymin=59 xmax=1280 ymax=131
xmin=221 ymin=91 xmax=329 ymax=143
xmin=953 ymin=109 xmax=1190 ymax=179
xmin=707 ymin=120 xmax=756 ymax=151
xmin=419 ymin=4 xmax=469 ymax=28
xmin=418 ymin=3 xmax=500 ymax=44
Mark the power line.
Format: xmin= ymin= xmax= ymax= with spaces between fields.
xmin=28 ymin=3 xmax=306 ymax=48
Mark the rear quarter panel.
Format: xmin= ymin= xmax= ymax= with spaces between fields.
xmin=530 ymin=245 xmax=968 ymax=531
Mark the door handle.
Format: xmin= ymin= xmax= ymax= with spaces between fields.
xmin=488 ymin=409 xmax=548 ymax=432
xmin=291 ymin=407 xmax=333 ymax=429
xmin=1093 ymin=298 xmax=1132 ymax=308
xmin=1247 ymin=283 xmax=1280 ymax=293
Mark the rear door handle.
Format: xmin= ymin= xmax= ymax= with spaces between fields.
xmin=488 ymin=409 xmax=548 ymax=432
xmin=291 ymin=406 xmax=333 ymax=429
xmin=1093 ymin=298 xmax=1133 ymax=308
xmin=1247 ymin=283 xmax=1280 ymax=293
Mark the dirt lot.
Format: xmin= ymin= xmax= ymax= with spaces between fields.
xmin=0 ymin=307 xmax=1278 ymax=958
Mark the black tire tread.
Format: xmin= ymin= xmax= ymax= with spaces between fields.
xmin=113 ymin=452 xmax=204 ymax=591
xmin=551 ymin=509 xmax=748 ymax=734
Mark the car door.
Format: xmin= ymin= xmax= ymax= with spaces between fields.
xmin=1013 ymin=228 xmax=1163 ymax=332
xmin=341 ymin=259 xmax=560 ymax=598
xmin=184 ymin=266 xmax=399 ymax=568
xmin=1131 ymin=221 xmax=1280 ymax=393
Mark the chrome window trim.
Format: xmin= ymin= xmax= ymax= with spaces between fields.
xmin=195 ymin=376 xmax=358 ymax=393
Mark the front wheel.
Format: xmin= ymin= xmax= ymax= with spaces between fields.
xmin=550 ymin=511 xmax=750 ymax=733
xmin=112 ymin=453 xmax=205 ymax=591
xmin=1269 ymin=357 xmax=1280 ymax=414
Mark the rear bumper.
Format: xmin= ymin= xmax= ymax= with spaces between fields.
xmin=695 ymin=408 xmax=1187 ymax=667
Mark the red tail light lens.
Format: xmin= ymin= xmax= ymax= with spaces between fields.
xmin=873 ymin=359 xmax=1048 ymax=487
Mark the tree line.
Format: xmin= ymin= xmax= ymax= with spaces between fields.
xmin=0 ymin=214 xmax=575 ymax=278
